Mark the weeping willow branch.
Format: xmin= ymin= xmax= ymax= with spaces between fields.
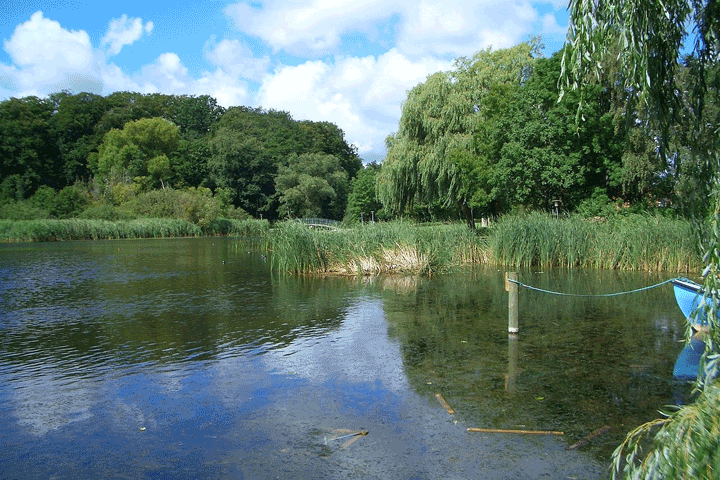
xmin=611 ymin=382 xmax=720 ymax=479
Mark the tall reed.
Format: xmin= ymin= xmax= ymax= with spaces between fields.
xmin=0 ymin=217 xmax=272 ymax=243
xmin=268 ymin=220 xmax=490 ymax=275
xmin=489 ymin=212 xmax=699 ymax=272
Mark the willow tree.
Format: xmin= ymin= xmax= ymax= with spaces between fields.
xmin=378 ymin=41 xmax=539 ymax=227
xmin=563 ymin=1 xmax=720 ymax=478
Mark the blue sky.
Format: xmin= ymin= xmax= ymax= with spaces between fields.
xmin=1 ymin=0 xmax=570 ymax=161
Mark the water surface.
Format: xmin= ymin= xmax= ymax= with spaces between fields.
xmin=0 ymin=238 xmax=689 ymax=479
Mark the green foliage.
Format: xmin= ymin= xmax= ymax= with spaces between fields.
xmin=0 ymin=201 xmax=49 ymax=221
xmin=123 ymin=187 xmax=230 ymax=229
xmin=611 ymin=382 xmax=720 ymax=479
xmin=0 ymin=92 xmax=359 ymax=223
xmin=49 ymin=91 xmax=108 ymax=183
xmin=476 ymin=51 xmax=627 ymax=213
xmin=275 ymin=153 xmax=349 ymax=220
xmin=0 ymin=218 xmax=202 ymax=242
xmin=78 ymin=204 xmax=135 ymax=221
xmin=268 ymin=220 xmax=489 ymax=275
xmin=0 ymin=96 xmax=61 ymax=192
xmin=96 ymin=117 xmax=181 ymax=190
xmin=0 ymin=175 xmax=30 ymax=205
xmin=208 ymin=127 xmax=274 ymax=216
xmin=489 ymin=212 xmax=697 ymax=271
xmin=378 ymin=42 xmax=539 ymax=225
xmin=563 ymin=0 xmax=720 ymax=476
xmin=50 ymin=185 xmax=89 ymax=219
xmin=344 ymin=163 xmax=383 ymax=223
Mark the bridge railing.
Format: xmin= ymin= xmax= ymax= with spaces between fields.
xmin=296 ymin=218 xmax=342 ymax=228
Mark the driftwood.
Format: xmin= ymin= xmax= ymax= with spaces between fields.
xmin=567 ymin=425 xmax=610 ymax=450
xmin=434 ymin=393 xmax=456 ymax=415
xmin=467 ymin=427 xmax=564 ymax=436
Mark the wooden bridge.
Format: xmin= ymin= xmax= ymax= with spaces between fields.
xmin=296 ymin=218 xmax=343 ymax=230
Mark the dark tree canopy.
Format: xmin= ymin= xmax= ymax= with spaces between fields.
xmin=0 ymin=91 xmax=360 ymax=221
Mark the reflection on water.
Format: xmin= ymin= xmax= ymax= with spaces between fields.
xmin=0 ymin=238 xmax=688 ymax=478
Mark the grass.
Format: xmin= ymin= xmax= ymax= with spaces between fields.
xmin=0 ymin=218 xmax=269 ymax=242
xmin=489 ymin=212 xmax=698 ymax=272
xmin=268 ymin=213 xmax=700 ymax=275
xmin=0 ymin=213 xmax=700 ymax=274
xmin=268 ymin=220 xmax=490 ymax=275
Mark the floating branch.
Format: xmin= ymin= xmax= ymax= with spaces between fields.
xmin=435 ymin=393 xmax=455 ymax=414
xmin=567 ymin=425 xmax=610 ymax=450
xmin=467 ymin=427 xmax=564 ymax=436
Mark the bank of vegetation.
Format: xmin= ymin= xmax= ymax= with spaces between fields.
xmin=0 ymin=217 xmax=269 ymax=242
xmin=264 ymin=213 xmax=699 ymax=275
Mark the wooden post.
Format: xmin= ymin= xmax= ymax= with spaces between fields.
xmin=505 ymin=272 xmax=519 ymax=333
xmin=506 ymin=333 xmax=518 ymax=394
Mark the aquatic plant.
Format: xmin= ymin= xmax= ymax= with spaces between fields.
xmin=489 ymin=212 xmax=698 ymax=272
xmin=267 ymin=220 xmax=490 ymax=275
xmin=0 ymin=217 xmax=270 ymax=242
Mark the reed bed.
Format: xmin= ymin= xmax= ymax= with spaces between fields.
xmin=489 ymin=212 xmax=699 ymax=272
xmin=268 ymin=220 xmax=490 ymax=275
xmin=0 ymin=217 xmax=267 ymax=242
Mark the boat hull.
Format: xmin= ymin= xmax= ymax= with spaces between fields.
xmin=671 ymin=278 xmax=715 ymax=329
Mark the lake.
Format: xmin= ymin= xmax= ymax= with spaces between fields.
xmin=0 ymin=237 xmax=691 ymax=479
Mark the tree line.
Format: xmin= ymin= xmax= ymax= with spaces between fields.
xmin=1 ymin=41 xmax=715 ymax=226
xmin=0 ymin=91 xmax=362 ymax=222
xmin=378 ymin=40 xmax=717 ymax=226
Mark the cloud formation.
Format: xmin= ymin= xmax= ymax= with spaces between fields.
xmin=1 ymin=11 xmax=102 ymax=95
xmin=257 ymin=50 xmax=451 ymax=153
xmin=102 ymin=15 xmax=154 ymax=56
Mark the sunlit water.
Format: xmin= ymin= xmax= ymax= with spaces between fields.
xmin=0 ymin=238 xmax=691 ymax=479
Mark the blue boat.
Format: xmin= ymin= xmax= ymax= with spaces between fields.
xmin=670 ymin=277 xmax=717 ymax=381
xmin=673 ymin=336 xmax=705 ymax=381
xmin=670 ymin=277 xmax=715 ymax=330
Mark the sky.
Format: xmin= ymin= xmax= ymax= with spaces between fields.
xmin=0 ymin=0 xmax=570 ymax=162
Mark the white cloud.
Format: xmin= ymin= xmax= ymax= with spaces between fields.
xmin=225 ymin=0 xmax=391 ymax=56
xmin=1 ymin=11 xmax=103 ymax=96
xmin=204 ymin=37 xmax=270 ymax=81
xmin=396 ymin=1 xmax=540 ymax=55
xmin=102 ymin=14 xmax=154 ymax=56
xmin=132 ymin=52 xmax=247 ymax=106
xmin=0 ymin=11 xmax=252 ymax=108
xmin=257 ymin=50 xmax=451 ymax=154
xmin=225 ymin=0 xmax=560 ymax=59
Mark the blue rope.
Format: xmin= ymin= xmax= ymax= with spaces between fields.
xmin=507 ymin=278 xmax=676 ymax=297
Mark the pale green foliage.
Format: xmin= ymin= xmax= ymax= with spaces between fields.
xmin=96 ymin=117 xmax=180 ymax=190
xmin=275 ymin=153 xmax=348 ymax=219
xmin=611 ymin=382 xmax=720 ymax=479
xmin=378 ymin=41 xmax=539 ymax=223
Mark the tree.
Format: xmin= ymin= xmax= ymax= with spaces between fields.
xmin=0 ymin=96 xmax=61 ymax=194
xmin=275 ymin=153 xmax=348 ymax=220
xmin=377 ymin=41 xmax=539 ymax=227
xmin=345 ymin=162 xmax=383 ymax=223
xmin=563 ymin=1 xmax=720 ymax=478
xmin=476 ymin=51 xmax=626 ymax=213
xmin=49 ymin=91 xmax=108 ymax=185
xmin=207 ymin=127 xmax=275 ymax=217
xmin=94 ymin=117 xmax=180 ymax=191
xmin=167 ymin=94 xmax=224 ymax=140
